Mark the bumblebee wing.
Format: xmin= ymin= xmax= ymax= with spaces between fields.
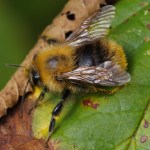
xmin=59 ymin=61 xmax=131 ymax=86
xmin=66 ymin=5 xmax=115 ymax=48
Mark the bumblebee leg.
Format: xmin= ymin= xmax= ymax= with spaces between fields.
xmin=46 ymin=89 xmax=70 ymax=145
xmin=28 ymin=87 xmax=47 ymax=114
xmin=97 ymin=85 xmax=125 ymax=95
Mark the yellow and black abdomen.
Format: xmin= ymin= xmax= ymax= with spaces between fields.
xmin=74 ymin=39 xmax=128 ymax=93
xmin=76 ymin=38 xmax=127 ymax=70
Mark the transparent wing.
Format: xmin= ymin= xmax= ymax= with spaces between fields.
xmin=66 ymin=5 xmax=115 ymax=48
xmin=59 ymin=61 xmax=131 ymax=87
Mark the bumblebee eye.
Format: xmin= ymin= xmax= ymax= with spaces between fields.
xmin=30 ymin=69 xmax=41 ymax=86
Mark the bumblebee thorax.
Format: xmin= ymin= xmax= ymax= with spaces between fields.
xmin=31 ymin=44 xmax=76 ymax=91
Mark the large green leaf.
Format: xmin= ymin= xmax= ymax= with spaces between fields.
xmin=32 ymin=0 xmax=150 ymax=149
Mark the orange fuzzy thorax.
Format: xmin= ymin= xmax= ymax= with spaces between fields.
xmin=33 ymin=44 xmax=76 ymax=92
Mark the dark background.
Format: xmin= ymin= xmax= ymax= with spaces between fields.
xmin=0 ymin=0 xmax=67 ymax=89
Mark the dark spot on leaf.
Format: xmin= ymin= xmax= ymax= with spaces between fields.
xmin=148 ymin=9 xmax=150 ymax=12
xmin=67 ymin=14 xmax=75 ymax=20
xmin=66 ymin=11 xmax=70 ymax=14
xmin=140 ymin=136 xmax=148 ymax=143
xmin=46 ymin=39 xmax=58 ymax=45
xmin=147 ymin=24 xmax=150 ymax=30
xmin=99 ymin=4 xmax=106 ymax=8
xmin=66 ymin=11 xmax=75 ymax=21
xmin=40 ymin=35 xmax=57 ymax=44
xmin=65 ymin=31 xmax=73 ymax=39
xmin=105 ymin=0 xmax=120 ymax=5
xmin=92 ymin=103 xmax=99 ymax=109
xmin=83 ymin=99 xmax=99 ymax=109
xmin=144 ymin=120 xmax=149 ymax=128
xmin=83 ymin=99 xmax=92 ymax=106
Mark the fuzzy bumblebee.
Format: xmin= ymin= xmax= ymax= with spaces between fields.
xmin=28 ymin=5 xmax=131 ymax=143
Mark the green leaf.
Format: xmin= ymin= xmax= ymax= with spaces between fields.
xmin=32 ymin=0 xmax=150 ymax=149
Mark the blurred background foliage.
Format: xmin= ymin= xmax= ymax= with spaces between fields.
xmin=0 ymin=0 xmax=67 ymax=89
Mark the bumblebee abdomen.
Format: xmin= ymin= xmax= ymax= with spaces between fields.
xmin=76 ymin=43 xmax=102 ymax=67
xmin=76 ymin=39 xmax=127 ymax=70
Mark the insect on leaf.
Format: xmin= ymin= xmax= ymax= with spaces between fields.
xmin=32 ymin=0 xmax=150 ymax=149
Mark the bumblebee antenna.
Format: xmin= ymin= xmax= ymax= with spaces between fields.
xmin=20 ymin=79 xmax=30 ymax=118
xmin=5 ymin=64 xmax=26 ymax=69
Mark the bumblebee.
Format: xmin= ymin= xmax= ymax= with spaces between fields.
xmin=28 ymin=5 xmax=131 ymax=141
